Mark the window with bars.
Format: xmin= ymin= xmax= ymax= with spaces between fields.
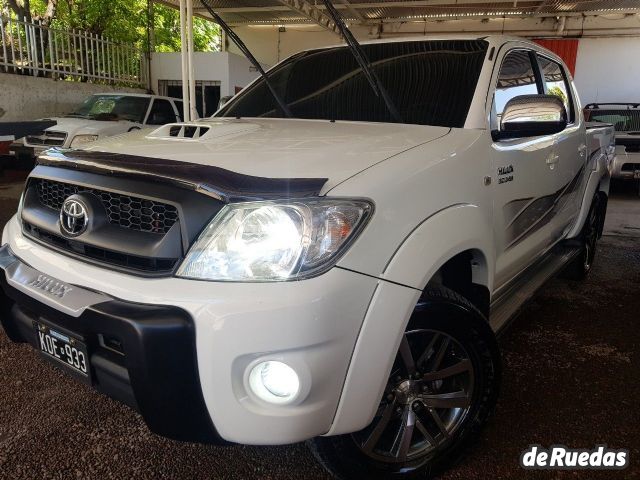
xmin=158 ymin=80 xmax=221 ymax=118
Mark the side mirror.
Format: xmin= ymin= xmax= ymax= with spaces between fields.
xmin=218 ymin=95 xmax=233 ymax=110
xmin=494 ymin=94 xmax=568 ymax=141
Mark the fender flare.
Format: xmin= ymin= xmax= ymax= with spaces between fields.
xmin=566 ymin=153 xmax=611 ymax=239
xmin=328 ymin=204 xmax=494 ymax=435
xmin=381 ymin=203 xmax=494 ymax=291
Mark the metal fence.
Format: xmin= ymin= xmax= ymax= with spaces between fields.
xmin=0 ymin=15 xmax=147 ymax=87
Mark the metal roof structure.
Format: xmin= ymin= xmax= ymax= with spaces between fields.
xmin=156 ymin=0 xmax=640 ymax=32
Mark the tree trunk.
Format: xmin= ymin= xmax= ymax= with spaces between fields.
xmin=6 ymin=0 xmax=32 ymax=23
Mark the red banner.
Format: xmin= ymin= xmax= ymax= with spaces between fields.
xmin=533 ymin=39 xmax=579 ymax=77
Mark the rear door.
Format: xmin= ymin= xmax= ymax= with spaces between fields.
xmin=490 ymin=48 xmax=563 ymax=289
xmin=535 ymin=53 xmax=586 ymax=233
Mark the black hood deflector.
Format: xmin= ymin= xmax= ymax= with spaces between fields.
xmin=37 ymin=148 xmax=328 ymax=203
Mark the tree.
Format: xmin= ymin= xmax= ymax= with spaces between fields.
xmin=5 ymin=0 xmax=220 ymax=52
xmin=152 ymin=3 xmax=220 ymax=52
xmin=6 ymin=0 xmax=59 ymax=26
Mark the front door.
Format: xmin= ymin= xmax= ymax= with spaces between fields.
xmin=490 ymin=48 xmax=563 ymax=290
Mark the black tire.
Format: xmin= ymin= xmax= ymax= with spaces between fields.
xmin=563 ymin=193 xmax=604 ymax=281
xmin=308 ymin=286 xmax=501 ymax=480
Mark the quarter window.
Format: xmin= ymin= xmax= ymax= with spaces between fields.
xmin=494 ymin=50 xmax=540 ymax=118
xmin=536 ymin=55 xmax=574 ymax=122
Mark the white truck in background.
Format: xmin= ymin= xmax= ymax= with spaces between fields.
xmin=0 ymin=36 xmax=613 ymax=479
xmin=13 ymin=93 xmax=183 ymax=159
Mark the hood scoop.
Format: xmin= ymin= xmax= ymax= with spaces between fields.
xmin=147 ymin=121 xmax=262 ymax=141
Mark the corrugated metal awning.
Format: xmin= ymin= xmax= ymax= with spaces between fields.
xmin=155 ymin=0 xmax=640 ymax=26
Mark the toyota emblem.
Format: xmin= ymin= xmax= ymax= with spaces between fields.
xmin=60 ymin=198 xmax=88 ymax=236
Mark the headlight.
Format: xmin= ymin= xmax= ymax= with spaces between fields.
xmin=70 ymin=134 xmax=98 ymax=148
xmin=176 ymin=198 xmax=372 ymax=281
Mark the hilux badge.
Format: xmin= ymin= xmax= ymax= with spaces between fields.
xmin=60 ymin=198 xmax=88 ymax=236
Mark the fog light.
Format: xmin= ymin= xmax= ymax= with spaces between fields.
xmin=249 ymin=361 xmax=300 ymax=404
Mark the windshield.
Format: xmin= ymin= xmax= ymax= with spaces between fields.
xmin=68 ymin=95 xmax=151 ymax=122
xmin=588 ymin=109 xmax=640 ymax=133
xmin=216 ymin=40 xmax=488 ymax=128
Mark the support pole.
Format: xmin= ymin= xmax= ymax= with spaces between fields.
xmin=146 ymin=0 xmax=155 ymax=93
xmin=179 ymin=0 xmax=190 ymax=122
xmin=186 ymin=0 xmax=197 ymax=120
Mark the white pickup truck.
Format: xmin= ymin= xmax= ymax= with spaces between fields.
xmin=0 ymin=36 xmax=613 ymax=479
xmin=14 ymin=93 xmax=183 ymax=158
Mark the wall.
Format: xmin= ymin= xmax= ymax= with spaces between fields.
xmin=573 ymin=37 xmax=640 ymax=105
xmin=227 ymin=15 xmax=640 ymax=66
xmin=227 ymin=25 xmax=346 ymax=66
xmin=0 ymin=74 xmax=144 ymax=121
xmin=150 ymin=51 xmax=260 ymax=97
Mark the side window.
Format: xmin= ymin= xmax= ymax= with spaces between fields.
xmin=494 ymin=50 xmax=540 ymax=118
xmin=174 ymin=101 xmax=184 ymax=121
xmin=536 ymin=55 xmax=574 ymax=123
xmin=147 ymin=99 xmax=178 ymax=125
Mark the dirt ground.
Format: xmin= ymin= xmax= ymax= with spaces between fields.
xmin=0 ymin=169 xmax=638 ymax=480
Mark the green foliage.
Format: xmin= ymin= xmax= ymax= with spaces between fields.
xmin=548 ymin=85 xmax=567 ymax=104
xmin=152 ymin=4 xmax=220 ymax=52
xmin=10 ymin=0 xmax=220 ymax=51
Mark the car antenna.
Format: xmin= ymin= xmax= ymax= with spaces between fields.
xmin=319 ymin=0 xmax=403 ymax=123
xmin=201 ymin=0 xmax=293 ymax=119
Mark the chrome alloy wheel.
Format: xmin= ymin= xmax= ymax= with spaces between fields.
xmin=352 ymin=329 xmax=475 ymax=464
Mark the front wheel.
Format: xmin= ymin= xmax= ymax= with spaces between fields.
xmin=309 ymin=286 xmax=501 ymax=479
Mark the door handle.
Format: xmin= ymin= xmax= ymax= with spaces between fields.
xmin=578 ymin=144 xmax=587 ymax=158
xmin=546 ymin=153 xmax=559 ymax=169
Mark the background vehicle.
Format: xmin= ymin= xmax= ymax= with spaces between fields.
xmin=0 ymin=36 xmax=613 ymax=479
xmin=584 ymin=103 xmax=640 ymax=181
xmin=13 ymin=93 xmax=184 ymax=159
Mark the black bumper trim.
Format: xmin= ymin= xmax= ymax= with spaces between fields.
xmin=0 ymin=245 xmax=225 ymax=444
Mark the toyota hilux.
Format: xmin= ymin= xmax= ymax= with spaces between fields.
xmin=0 ymin=35 xmax=613 ymax=479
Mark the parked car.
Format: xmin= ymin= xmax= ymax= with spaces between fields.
xmin=0 ymin=36 xmax=613 ymax=479
xmin=0 ymin=120 xmax=57 ymax=169
xmin=584 ymin=103 xmax=640 ymax=180
xmin=13 ymin=93 xmax=184 ymax=158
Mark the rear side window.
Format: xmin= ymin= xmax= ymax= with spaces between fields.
xmin=537 ymin=55 xmax=574 ymax=122
xmin=494 ymin=50 xmax=540 ymax=117
xmin=587 ymin=109 xmax=640 ymax=132
xmin=147 ymin=99 xmax=178 ymax=125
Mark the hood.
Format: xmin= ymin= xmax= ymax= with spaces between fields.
xmin=44 ymin=116 xmax=137 ymax=138
xmin=86 ymin=118 xmax=450 ymax=191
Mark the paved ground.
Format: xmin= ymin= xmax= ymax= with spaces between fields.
xmin=0 ymin=171 xmax=638 ymax=480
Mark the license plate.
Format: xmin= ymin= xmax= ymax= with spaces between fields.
xmin=634 ymin=170 xmax=640 ymax=179
xmin=34 ymin=322 xmax=91 ymax=382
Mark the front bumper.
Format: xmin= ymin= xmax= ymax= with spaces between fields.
xmin=0 ymin=244 xmax=222 ymax=443
xmin=611 ymin=151 xmax=640 ymax=180
xmin=1 ymin=216 xmax=380 ymax=444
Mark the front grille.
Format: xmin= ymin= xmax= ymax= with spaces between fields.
xmin=23 ymin=222 xmax=178 ymax=273
xmin=25 ymin=131 xmax=67 ymax=146
xmin=34 ymin=179 xmax=179 ymax=235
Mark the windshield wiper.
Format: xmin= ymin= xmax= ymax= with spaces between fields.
xmin=200 ymin=0 xmax=293 ymax=119
xmin=320 ymin=0 xmax=403 ymax=123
